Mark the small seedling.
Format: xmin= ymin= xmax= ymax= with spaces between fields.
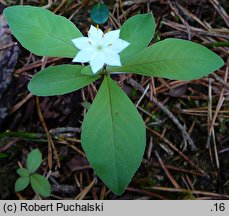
xmin=4 ymin=6 xmax=224 ymax=195
xmin=90 ymin=3 xmax=109 ymax=24
xmin=15 ymin=149 xmax=51 ymax=197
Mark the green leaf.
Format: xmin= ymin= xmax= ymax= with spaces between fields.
xmin=17 ymin=168 xmax=30 ymax=177
xmin=81 ymin=76 xmax=146 ymax=195
xmin=28 ymin=65 xmax=100 ymax=96
xmin=26 ymin=149 xmax=42 ymax=173
xmin=0 ymin=153 xmax=8 ymax=158
xmin=90 ymin=3 xmax=109 ymax=24
xmin=81 ymin=101 xmax=91 ymax=110
xmin=110 ymin=38 xmax=224 ymax=80
xmin=81 ymin=65 xmax=96 ymax=75
xmin=119 ymin=13 xmax=156 ymax=64
xmin=4 ymin=6 xmax=82 ymax=58
xmin=30 ymin=174 xmax=51 ymax=197
xmin=15 ymin=176 xmax=30 ymax=192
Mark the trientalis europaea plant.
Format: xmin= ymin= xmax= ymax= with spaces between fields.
xmin=4 ymin=6 xmax=224 ymax=195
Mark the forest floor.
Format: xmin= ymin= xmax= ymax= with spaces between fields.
xmin=0 ymin=0 xmax=229 ymax=200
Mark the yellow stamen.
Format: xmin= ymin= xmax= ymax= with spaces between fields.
xmin=105 ymin=28 xmax=111 ymax=33
xmin=96 ymin=24 xmax=99 ymax=29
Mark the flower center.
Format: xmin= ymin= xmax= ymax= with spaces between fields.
xmin=96 ymin=45 xmax=103 ymax=51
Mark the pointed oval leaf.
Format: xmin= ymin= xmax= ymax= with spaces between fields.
xmin=110 ymin=38 xmax=224 ymax=80
xmin=17 ymin=168 xmax=30 ymax=177
xmin=90 ymin=3 xmax=109 ymax=24
xmin=28 ymin=65 xmax=100 ymax=96
xmin=15 ymin=176 xmax=30 ymax=192
xmin=81 ymin=76 xmax=146 ymax=195
xmin=30 ymin=174 xmax=51 ymax=197
xmin=4 ymin=6 xmax=82 ymax=58
xmin=119 ymin=13 xmax=156 ymax=64
xmin=26 ymin=149 xmax=42 ymax=173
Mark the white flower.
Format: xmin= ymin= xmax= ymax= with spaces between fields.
xmin=72 ymin=25 xmax=130 ymax=74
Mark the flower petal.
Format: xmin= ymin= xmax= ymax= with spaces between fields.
xmin=88 ymin=25 xmax=103 ymax=45
xmin=103 ymin=30 xmax=120 ymax=46
xmin=90 ymin=52 xmax=105 ymax=73
xmin=106 ymin=38 xmax=130 ymax=53
xmin=72 ymin=37 xmax=92 ymax=50
xmin=72 ymin=49 xmax=94 ymax=63
xmin=103 ymin=49 xmax=121 ymax=66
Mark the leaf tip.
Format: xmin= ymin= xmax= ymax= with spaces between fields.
xmin=217 ymin=55 xmax=224 ymax=68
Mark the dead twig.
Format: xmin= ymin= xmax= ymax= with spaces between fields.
xmin=126 ymin=187 xmax=167 ymax=200
xmin=36 ymin=97 xmax=60 ymax=169
xmin=0 ymin=138 xmax=21 ymax=152
xmin=154 ymin=150 xmax=181 ymax=189
xmin=128 ymin=78 xmax=196 ymax=150
xmin=75 ymin=178 xmax=96 ymax=200
xmin=209 ymin=0 xmax=229 ymax=28
xmin=163 ymin=20 xmax=229 ymax=39
xmin=168 ymin=1 xmax=191 ymax=40
xmin=150 ymin=162 xmax=205 ymax=176
xmin=14 ymin=57 xmax=61 ymax=74
xmin=147 ymin=128 xmax=208 ymax=176
xmin=0 ymin=42 xmax=17 ymax=51
xmin=10 ymin=93 xmax=33 ymax=114
xmin=151 ymin=186 xmax=229 ymax=199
